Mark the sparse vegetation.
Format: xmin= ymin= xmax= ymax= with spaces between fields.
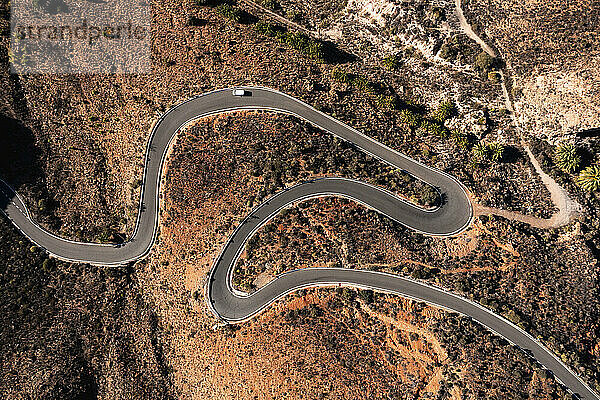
xmin=254 ymin=20 xmax=325 ymax=62
xmin=259 ymin=0 xmax=278 ymax=10
xmin=4 ymin=0 xmax=599 ymax=396
xmin=0 ymin=218 xmax=174 ymax=399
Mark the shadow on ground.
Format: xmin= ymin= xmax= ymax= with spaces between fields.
xmin=0 ymin=114 xmax=57 ymax=225
xmin=578 ymin=127 xmax=600 ymax=138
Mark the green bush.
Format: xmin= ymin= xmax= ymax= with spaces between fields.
xmin=254 ymin=21 xmax=280 ymax=37
xmin=399 ymin=109 xmax=422 ymax=129
xmin=432 ymin=100 xmax=456 ymax=123
xmin=254 ymin=22 xmax=326 ymax=62
xmin=472 ymin=141 xmax=504 ymax=162
xmin=417 ymin=120 xmax=447 ymax=138
xmin=358 ymin=289 xmax=374 ymax=304
xmin=376 ymin=95 xmax=396 ymax=110
xmin=488 ymin=71 xmax=501 ymax=82
xmin=475 ymin=51 xmax=494 ymax=71
xmin=472 ymin=142 xmax=487 ymax=160
xmin=403 ymin=45 xmax=417 ymax=57
xmin=305 ymin=40 xmax=325 ymax=61
xmin=506 ymin=309 xmax=523 ymax=324
xmin=259 ymin=0 xmax=278 ymax=10
xmin=331 ymin=67 xmax=351 ymax=84
xmin=430 ymin=6 xmax=444 ymax=21
xmin=286 ymin=10 xmax=301 ymax=21
xmin=438 ymin=43 xmax=456 ymax=60
xmin=554 ymin=142 xmax=581 ymax=173
xmin=215 ymin=4 xmax=242 ymax=22
xmin=577 ymin=165 xmax=600 ymax=192
xmin=382 ymin=54 xmax=400 ymax=71
xmin=276 ymin=31 xmax=325 ymax=62
xmin=351 ymin=75 xmax=375 ymax=94
xmin=420 ymin=186 xmax=440 ymax=207
xmin=451 ymin=130 xmax=470 ymax=150
xmin=42 ymin=258 xmax=54 ymax=272
xmin=487 ymin=141 xmax=504 ymax=162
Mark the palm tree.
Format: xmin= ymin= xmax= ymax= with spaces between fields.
xmin=554 ymin=143 xmax=581 ymax=173
xmin=382 ymin=54 xmax=400 ymax=71
xmin=433 ymin=100 xmax=456 ymax=123
xmin=472 ymin=143 xmax=487 ymax=160
xmin=487 ymin=142 xmax=504 ymax=162
xmin=399 ymin=109 xmax=422 ymax=129
xmin=577 ymin=165 xmax=600 ymax=192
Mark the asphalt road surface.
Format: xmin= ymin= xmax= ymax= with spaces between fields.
xmin=1 ymin=87 xmax=597 ymax=399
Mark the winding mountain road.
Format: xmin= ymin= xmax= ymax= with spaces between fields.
xmin=1 ymin=87 xmax=597 ymax=399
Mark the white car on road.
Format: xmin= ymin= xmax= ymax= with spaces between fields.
xmin=232 ymin=89 xmax=247 ymax=96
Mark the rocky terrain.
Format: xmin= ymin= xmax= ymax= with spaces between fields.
xmin=0 ymin=0 xmax=554 ymax=242
xmin=0 ymin=0 xmax=599 ymax=398
xmin=460 ymin=0 xmax=600 ymax=142
xmin=135 ymin=113 xmax=569 ymax=399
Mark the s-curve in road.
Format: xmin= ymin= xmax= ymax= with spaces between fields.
xmin=1 ymin=87 xmax=597 ymax=399
xmin=0 ymin=86 xmax=472 ymax=265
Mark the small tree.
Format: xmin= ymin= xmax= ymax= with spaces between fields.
xmin=475 ymin=51 xmax=494 ymax=71
xmin=452 ymin=130 xmax=470 ymax=150
xmin=417 ymin=120 xmax=447 ymax=139
xmin=577 ymin=165 xmax=600 ymax=192
xmin=358 ymin=289 xmax=374 ymax=304
xmin=352 ymin=75 xmax=374 ymax=94
xmin=473 ymin=141 xmax=503 ymax=162
xmin=554 ymin=142 xmax=581 ymax=173
xmin=438 ymin=43 xmax=456 ymax=60
xmin=488 ymin=71 xmax=501 ymax=82
xmin=306 ymin=40 xmax=324 ymax=61
xmin=430 ymin=6 xmax=445 ymax=21
xmin=255 ymin=21 xmax=280 ymax=37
